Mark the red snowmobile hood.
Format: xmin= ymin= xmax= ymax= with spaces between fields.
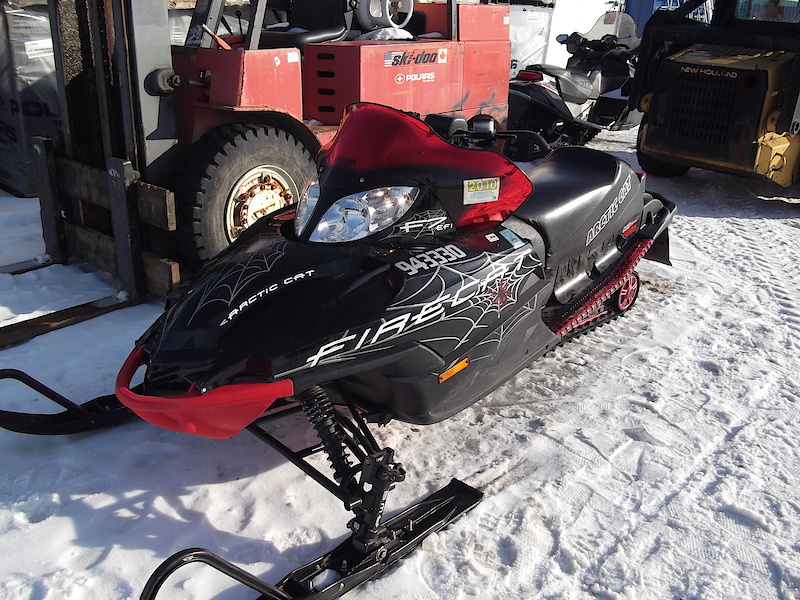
xmin=318 ymin=103 xmax=534 ymax=230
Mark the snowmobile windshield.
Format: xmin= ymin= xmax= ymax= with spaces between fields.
xmin=302 ymin=103 xmax=533 ymax=235
xmin=581 ymin=12 xmax=640 ymax=49
xmin=323 ymin=102 xmax=470 ymax=176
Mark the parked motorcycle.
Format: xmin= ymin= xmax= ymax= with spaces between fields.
xmin=1 ymin=103 xmax=675 ymax=600
xmin=508 ymin=11 xmax=642 ymax=160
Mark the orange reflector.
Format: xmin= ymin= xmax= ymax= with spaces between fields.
xmin=438 ymin=357 xmax=470 ymax=383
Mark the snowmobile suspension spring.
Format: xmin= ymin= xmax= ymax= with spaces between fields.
xmin=299 ymin=386 xmax=353 ymax=484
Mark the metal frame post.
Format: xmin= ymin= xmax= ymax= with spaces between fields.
xmin=107 ymin=157 xmax=146 ymax=300
xmin=33 ymin=137 xmax=67 ymax=264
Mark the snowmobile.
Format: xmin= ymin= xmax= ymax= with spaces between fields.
xmin=1 ymin=103 xmax=675 ymax=599
xmin=508 ymin=11 xmax=642 ymax=159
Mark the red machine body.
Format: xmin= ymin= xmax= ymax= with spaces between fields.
xmin=171 ymin=3 xmax=511 ymax=148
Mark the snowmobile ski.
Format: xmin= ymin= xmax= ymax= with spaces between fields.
xmin=139 ymin=383 xmax=482 ymax=600
xmin=0 ymin=368 xmax=137 ymax=435
xmin=141 ymin=479 xmax=482 ymax=600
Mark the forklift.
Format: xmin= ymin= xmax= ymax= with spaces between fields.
xmin=0 ymin=0 xmax=512 ymax=347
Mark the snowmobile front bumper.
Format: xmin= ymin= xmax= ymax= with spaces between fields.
xmin=115 ymin=346 xmax=294 ymax=439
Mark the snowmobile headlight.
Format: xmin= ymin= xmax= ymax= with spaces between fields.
xmin=308 ymin=186 xmax=419 ymax=243
xmin=294 ymin=181 xmax=320 ymax=237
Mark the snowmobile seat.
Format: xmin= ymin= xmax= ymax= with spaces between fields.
xmin=514 ymin=146 xmax=621 ymax=258
xmin=530 ymin=65 xmax=594 ymax=104
xmin=259 ymin=0 xmax=353 ymax=50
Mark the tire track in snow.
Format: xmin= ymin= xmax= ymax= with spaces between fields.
xmin=544 ymin=188 xmax=800 ymax=597
xmin=430 ymin=195 xmax=800 ymax=598
xmin=587 ymin=210 xmax=800 ymax=597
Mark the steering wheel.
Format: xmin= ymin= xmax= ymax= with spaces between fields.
xmin=357 ymin=0 xmax=414 ymax=29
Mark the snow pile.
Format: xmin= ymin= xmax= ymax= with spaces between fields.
xmin=0 ymin=195 xmax=45 ymax=266
xmin=1 ymin=130 xmax=800 ymax=600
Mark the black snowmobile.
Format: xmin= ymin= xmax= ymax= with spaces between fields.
xmin=1 ymin=103 xmax=675 ymax=599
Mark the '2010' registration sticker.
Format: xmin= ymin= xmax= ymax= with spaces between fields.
xmin=463 ymin=177 xmax=500 ymax=205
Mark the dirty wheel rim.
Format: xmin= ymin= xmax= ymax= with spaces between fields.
xmin=225 ymin=165 xmax=296 ymax=242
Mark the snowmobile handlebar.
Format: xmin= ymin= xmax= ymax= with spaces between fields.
xmin=560 ymin=32 xmax=633 ymax=56
xmin=450 ymin=129 xmax=550 ymax=158
xmin=421 ymin=111 xmax=549 ymax=158
xmin=115 ymin=346 xmax=294 ymax=439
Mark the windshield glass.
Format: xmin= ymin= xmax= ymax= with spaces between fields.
xmin=581 ymin=11 xmax=640 ymax=47
xmin=654 ymin=0 xmax=714 ymax=23
xmin=734 ymin=0 xmax=800 ymax=22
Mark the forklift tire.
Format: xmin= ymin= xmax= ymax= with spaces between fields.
xmin=636 ymin=117 xmax=691 ymax=178
xmin=176 ymin=123 xmax=316 ymax=267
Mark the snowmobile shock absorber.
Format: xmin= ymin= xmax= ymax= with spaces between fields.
xmin=297 ymin=386 xmax=406 ymax=552
xmin=299 ymin=386 xmax=354 ymax=484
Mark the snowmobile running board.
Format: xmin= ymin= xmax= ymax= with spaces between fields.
xmin=141 ymin=479 xmax=482 ymax=600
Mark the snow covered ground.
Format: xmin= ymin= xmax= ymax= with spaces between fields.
xmin=1 ymin=129 xmax=799 ymax=600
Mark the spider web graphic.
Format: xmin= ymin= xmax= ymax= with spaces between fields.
xmin=468 ymin=297 xmax=539 ymax=365
xmin=188 ymin=237 xmax=289 ymax=325
xmin=275 ymin=246 xmax=542 ymax=378
xmin=388 ymin=247 xmax=540 ymax=355
xmin=288 ymin=247 xmax=542 ymax=373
